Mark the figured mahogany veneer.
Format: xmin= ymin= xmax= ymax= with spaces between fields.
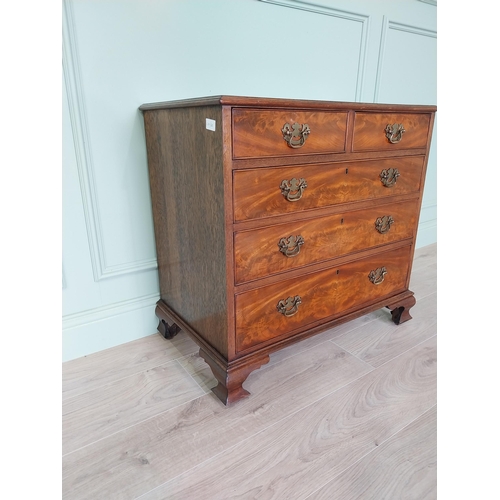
xmin=140 ymin=95 xmax=436 ymax=406
xmin=353 ymin=112 xmax=431 ymax=151
xmin=233 ymin=156 xmax=425 ymax=222
xmin=234 ymin=200 xmax=419 ymax=285
xmin=232 ymin=108 xmax=347 ymax=158
xmin=235 ymin=245 xmax=412 ymax=352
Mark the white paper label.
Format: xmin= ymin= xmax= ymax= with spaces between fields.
xmin=206 ymin=118 xmax=216 ymax=131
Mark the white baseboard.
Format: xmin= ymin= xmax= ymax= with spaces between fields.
xmin=62 ymin=294 xmax=160 ymax=362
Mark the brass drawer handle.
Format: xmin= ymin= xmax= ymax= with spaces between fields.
xmin=385 ymin=123 xmax=406 ymax=144
xmin=368 ymin=267 xmax=387 ymax=285
xmin=380 ymin=168 xmax=400 ymax=187
xmin=278 ymin=235 xmax=304 ymax=257
xmin=375 ymin=215 xmax=394 ymax=234
xmin=281 ymin=122 xmax=311 ymax=149
xmin=277 ymin=295 xmax=302 ymax=317
xmin=280 ymin=177 xmax=307 ymax=202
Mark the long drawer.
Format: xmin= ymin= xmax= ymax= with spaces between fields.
xmin=234 ymin=199 xmax=418 ymax=284
xmin=232 ymin=108 xmax=348 ymax=158
xmin=233 ymin=156 xmax=425 ymax=222
xmin=235 ymin=245 xmax=412 ymax=352
xmin=353 ymin=112 xmax=431 ymax=152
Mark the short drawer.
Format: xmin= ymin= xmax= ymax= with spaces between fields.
xmin=233 ymin=156 xmax=425 ymax=222
xmin=353 ymin=112 xmax=431 ymax=152
xmin=235 ymin=245 xmax=412 ymax=352
xmin=232 ymin=108 xmax=347 ymax=158
xmin=234 ymin=200 xmax=418 ymax=284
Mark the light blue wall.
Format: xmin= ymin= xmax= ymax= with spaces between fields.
xmin=62 ymin=0 xmax=437 ymax=361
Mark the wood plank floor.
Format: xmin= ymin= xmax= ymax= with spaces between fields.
xmin=62 ymin=243 xmax=437 ymax=500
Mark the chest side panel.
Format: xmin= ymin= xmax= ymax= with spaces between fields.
xmin=143 ymin=105 xmax=228 ymax=356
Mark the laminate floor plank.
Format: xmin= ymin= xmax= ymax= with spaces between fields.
xmin=411 ymin=243 xmax=437 ymax=271
xmin=332 ymin=292 xmax=437 ymax=367
xmin=176 ymin=351 xmax=216 ymax=393
xmin=62 ymin=360 xmax=205 ymax=455
xmin=307 ymin=405 xmax=437 ymax=500
xmin=62 ymin=342 xmax=372 ymax=499
xmin=409 ymin=262 xmax=437 ymax=300
xmin=62 ymin=332 xmax=198 ymax=401
xmin=138 ymin=337 xmax=437 ymax=500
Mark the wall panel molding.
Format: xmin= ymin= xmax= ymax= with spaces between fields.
xmin=421 ymin=198 xmax=437 ymax=210
xmin=62 ymin=0 xmax=157 ymax=281
xmin=416 ymin=219 xmax=437 ymax=249
xmin=386 ymin=20 xmax=437 ymax=38
xmin=259 ymin=0 xmax=370 ymax=101
xmin=374 ymin=17 xmax=437 ymax=102
xmin=62 ymin=292 xmax=159 ymax=330
xmin=419 ymin=198 xmax=437 ymax=222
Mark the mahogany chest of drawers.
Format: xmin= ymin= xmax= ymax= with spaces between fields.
xmin=140 ymin=96 xmax=436 ymax=405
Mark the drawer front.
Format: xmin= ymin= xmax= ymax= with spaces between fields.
xmin=353 ymin=112 xmax=431 ymax=152
xmin=234 ymin=200 xmax=418 ymax=285
xmin=235 ymin=245 xmax=412 ymax=352
xmin=233 ymin=156 xmax=424 ymax=222
xmin=232 ymin=108 xmax=347 ymax=158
